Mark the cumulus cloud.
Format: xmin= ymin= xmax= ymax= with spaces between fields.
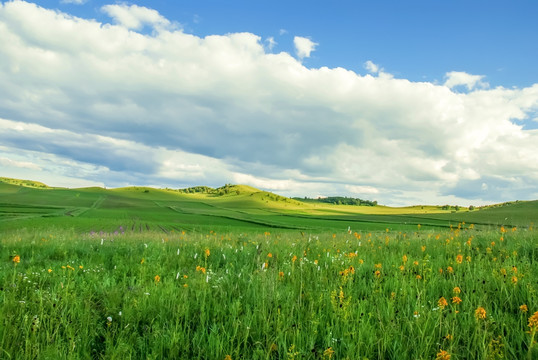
xmin=61 ymin=0 xmax=87 ymax=4
xmin=293 ymin=36 xmax=318 ymax=59
xmin=444 ymin=71 xmax=489 ymax=90
xmin=0 ymin=156 xmax=41 ymax=170
xmin=1 ymin=1 xmax=538 ymax=205
xmin=265 ymin=36 xmax=276 ymax=51
xmin=101 ymin=4 xmax=173 ymax=31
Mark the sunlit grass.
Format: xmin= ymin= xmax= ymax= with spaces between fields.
xmin=1 ymin=226 xmax=537 ymax=359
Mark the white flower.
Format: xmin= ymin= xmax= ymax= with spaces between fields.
xmin=107 ymin=316 xmax=112 ymax=322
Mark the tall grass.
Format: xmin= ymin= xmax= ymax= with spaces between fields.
xmin=1 ymin=226 xmax=537 ymax=359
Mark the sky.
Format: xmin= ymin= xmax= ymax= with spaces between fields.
xmin=1 ymin=0 xmax=538 ymax=206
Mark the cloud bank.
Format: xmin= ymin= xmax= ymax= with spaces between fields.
xmin=1 ymin=1 xmax=538 ymax=206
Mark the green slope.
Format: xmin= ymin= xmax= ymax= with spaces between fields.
xmin=1 ymin=177 xmax=536 ymax=234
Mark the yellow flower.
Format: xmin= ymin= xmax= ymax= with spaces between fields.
xmin=528 ymin=311 xmax=538 ymax=331
xmin=154 ymin=275 xmax=160 ymax=283
xmin=399 ymin=265 xmax=405 ymax=271
xmin=456 ymin=254 xmax=463 ymax=264
xmin=416 ymin=274 xmax=422 ymax=280
xmin=205 ymin=248 xmax=210 ymax=257
xmin=224 ymin=355 xmax=232 ymax=360
xmin=279 ymin=271 xmax=284 ymax=278
xmin=435 ymin=349 xmax=451 ymax=360
xmin=421 ymin=245 xmax=426 ymax=252
xmin=12 ymin=255 xmax=20 ymax=264
xmin=438 ymin=297 xmax=448 ymax=309
xmin=475 ymin=306 xmax=487 ymax=320
xmin=452 ymin=296 xmax=462 ymax=305
xmin=140 ymin=258 xmax=145 ymax=264
xmin=402 ymin=254 xmax=408 ymax=263
xmin=511 ymin=276 xmax=518 ymax=284
xmin=520 ymin=304 xmax=528 ymax=313
xmin=48 ymin=269 xmax=52 ymax=273
xmin=292 ymin=255 xmax=297 ymax=263
xmin=447 ymin=266 xmax=454 ymax=274
xmin=79 ymin=265 xmax=83 ymax=269
xmin=183 ymin=283 xmax=188 ymax=288
xmin=374 ymin=263 xmax=382 ymax=269
xmin=323 ymin=347 xmax=335 ymax=359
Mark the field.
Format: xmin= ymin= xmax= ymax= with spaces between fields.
xmin=1 ymin=179 xmax=537 ymax=359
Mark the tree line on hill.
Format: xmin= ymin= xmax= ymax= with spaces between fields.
xmin=293 ymin=196 xmax=377 ymax=206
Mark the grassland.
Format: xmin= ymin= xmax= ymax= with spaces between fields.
xmin=1 ymin=178 xmax=537 ymax=359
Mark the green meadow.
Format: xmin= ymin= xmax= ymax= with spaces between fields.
xmin=1 ymin=178 xmax=537 ymax=359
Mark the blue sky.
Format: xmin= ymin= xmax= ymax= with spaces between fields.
xmin=1 ymin=0 xmax=538 ymax=206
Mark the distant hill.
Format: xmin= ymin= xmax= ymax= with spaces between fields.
xmin=0 ymin=177 xmax=50 ymax=189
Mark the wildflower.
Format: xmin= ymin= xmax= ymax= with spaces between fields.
xmin=447 ymin=266 xmax=454 ymax=274
xmin=374 ymin=270 xmax=381 ymax=278
xmin=453 ymin=287 xmax=461 ymax=294
xmin=438 ymin=297 xmax=448 ymax=309
xmin=224 ymin=355 xmax=232 ymax=360
xmin=520 ymin=304 xmax=528 ymax=313
xmin=445 ymin=334 xmax=453 ymax=341
xmin=154 ymin=275 xmax=160 ymax=283
xmin=528 ymin=311 xmax=538 ymax=331
xmin=500 ymin=268 xmax=507 ymax=276
xmin=279 ymin=271 xmax=284 ymax=279
xmin=413 ymin=261 xmax=419 ymax=266
xmin=417 ymin=224 xmax=421 ymax=230
xmin=452 ymin=296 xmax=462 ymax=305
xmin=402 ymin=254 xmax=408 ymax=263
xmin=475 ymin=306 xmax=487 ymax=320
xmin=48 ymin=269 xmax=52 ymax=273
xmin=413 ymin=311 xmax=420 ymax=318
xmin=183 ymin=274 xmax=188 ymax=279
xmin=436 ymin=349 xmax=451 ymax=360
xmin=323 ymin=347 xmax=335 ymax=359
xmin=399 ymin=265 xmax=405 ymax=271
xmin=512 ymin=266 xmax=518 ymax=273
xmin=12 ymin=255 xmax=20 ymax=264
xmin=183 ymin=283 xmax=188 ymax=288
xmin=374 ymin=263 xmax=382 ymax=269
xmin=511 ymin=276 xmax=518 ymax=284
xmin=79 ymin=265 xmax=83 ymax=269
xmin=292 ymin=255 xmax=297 ymax=263
xmin=205 ymin=248 xmax=210 ymax=257
xmin=66 ymin=265 xmax=74 ymax=271
xmin=466 ymin=256 xmax=471 ymax=263
xmin=267 ymin=253 xmax=272 ymax=258
xmin=140 ymin=258 xmax=145 ymax=264
xmin=456 ymin=254 xmax=463 ymax=264
xmin=439 ymin=268 xmax=443 ymax=274
xmin=421 ymin=245 xmax=426 ymax=252
xmin=416 ymin=274 xmax=422 ymax=280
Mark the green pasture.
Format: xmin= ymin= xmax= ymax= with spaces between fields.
xmin=2 ymin=179 xmax=537 ymax=234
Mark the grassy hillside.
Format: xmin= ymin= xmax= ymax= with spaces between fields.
xmin=1 ymin=177 xmax=536 ymax=234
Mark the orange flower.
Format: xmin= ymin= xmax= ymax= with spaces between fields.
xmin=374 ymin=270 xmax=381 ymax=278
xmin=452 ymin=296 xmax=462 ymax=305
xmin=435 ymin=350 xmax=451 ymax=360
xmin=204 ymin=248 xmax=210 ymax=257
xmin=416 ymin=274 xmax=422 ymax=280
xmin=267 ymin=253 xmax=272 ymax=258
xmin=511 ymin=276 xmax=518 ymax=284
xmin=399 ymin=265 xmax=405 ymax=271
xmin=278 ymin=271 xmax=284 ymax=278
xmin=447 ymin=266 xmax=454 ymax=274
xmin=224 ymin=355 xmax=232 ymax=360
xmin=438 ymin=297 xmax=448 ymax=309
xmin=519 ymin=304 xmax=528 ymax=313
xmin=12 ymin=255 xmax=20 ymax=264
xmin=292 ymin=255 xmax=297 ymax=263
xmin=154 ymin=275 xmax=160 ymax=283
xmin=456 ymin=254 xmax=463 ymax=264
xmin=402 ymin=254 xmax=408 ymax=263
xmin=475 ymin=306 xmax=487 ymax=320
xmin=528 ymin=311 xmax=538 ymax=331
xmin=413 ymin=261 xmax=419 ymax=266
xmin=374 ymin=263 xmax=382 ymax=269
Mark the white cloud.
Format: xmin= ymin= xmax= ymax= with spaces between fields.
xmin=101 ymin=4 xmax=173 ymax=31
xmin=364 ymin=60 xmax=379 ymax=74
xmin=265 ymin=36 xmax=276 ymax=51
xmin=345 ymin=185 xmax=379 ymax=195
xmin=293 ymin=36 xmax=318 ymax=59
xmin=0 ymin=2 xmax=538 ymax=205
xmin=0 ymin=156 xmax=41 ymax=170
xmin=444 ymin=71 xmax=489 ymax=90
